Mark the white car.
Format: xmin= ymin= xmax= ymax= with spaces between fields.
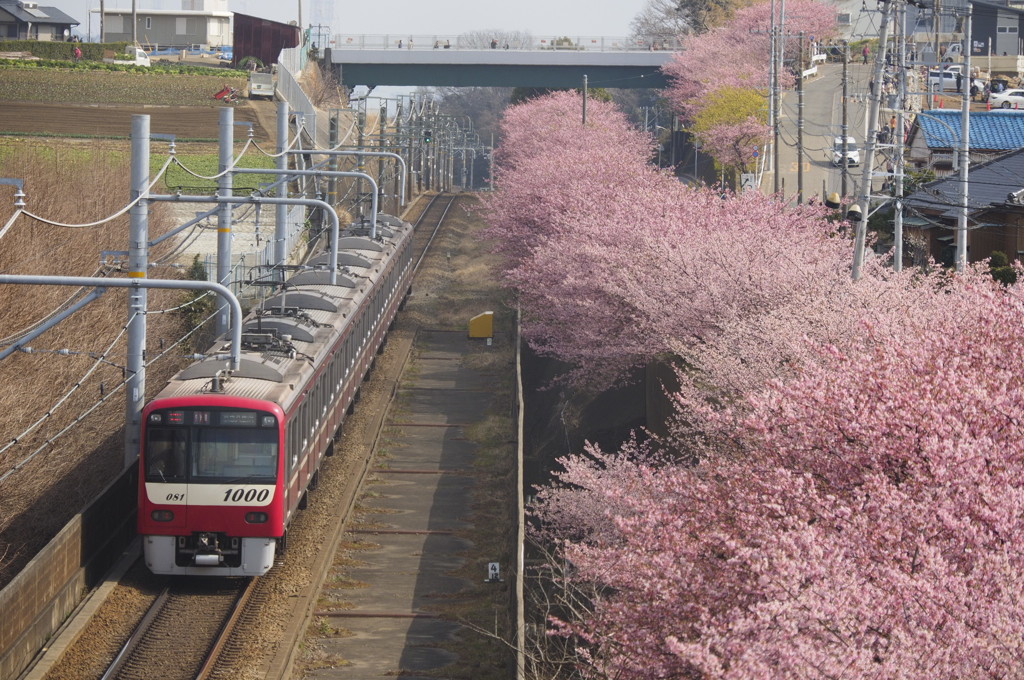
xmin=832 ymin=137 xmax=860 ymax=167
xmin=928 ymin=66 xmax=964 ymax=92
xmin=990 ymin=89 xmax=1024 ymax=110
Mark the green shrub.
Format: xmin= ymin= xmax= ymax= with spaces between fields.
xmin=0 ymin=39 xmax=131 ymax=61
xmin=991 ymin=266 xmax=1017 ymax=285
xmin=179 ymin=255 xmax=217 ymax=352
xmin=989 ymin=251 xmax=1017 ymax=285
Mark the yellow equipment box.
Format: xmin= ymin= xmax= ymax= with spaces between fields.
xmin=468 ymin=311 xmax=494 ymax=339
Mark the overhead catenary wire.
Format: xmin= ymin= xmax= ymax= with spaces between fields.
xmin=166 ymin=137 xmax=257 ymax=181
xmin=250 ymin=118 xmax=309 ymax=158
xmin=15 ymin=156 xmax=175 ymax=229
xmin=0 ymin=310 xmax=137 ymax=465
xmin=0 ymin=294 xmax=221 ymax=486
xmin=0 ymin=375 xmax=130 ymax=485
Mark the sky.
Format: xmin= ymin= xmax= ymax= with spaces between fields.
xmin=56 ymin=0 xmax=651 ymax=42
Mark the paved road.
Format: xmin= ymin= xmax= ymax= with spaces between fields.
xmin=771 ymin=61 xmax=874 ymax=203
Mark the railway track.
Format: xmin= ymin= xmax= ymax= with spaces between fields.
xmin=48 ymin=192 xmax=464 ymax=680
xmin=100 ymin=577 xmax=253 ymax=680
xmin=411 ymin=193 xmax=458 ymax=273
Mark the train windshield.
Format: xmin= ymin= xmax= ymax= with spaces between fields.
xmin=144 ymin=408 xmax=279 ymax=483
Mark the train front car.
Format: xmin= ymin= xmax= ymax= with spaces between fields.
xmin=138 ymin=214 xmax=415 ymax=577
xmin=139 ymin=397 xmax=285 ymax=576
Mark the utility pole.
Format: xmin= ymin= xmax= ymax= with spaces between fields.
xmin=328 ymin=111 xmax=339 ymax=209
xmin=797 ymin=31 xmax=805 ymax=204
xmin=774 ymin=0 xmax=787 ymax=196
xmin=126 ymin=114 xmax=149 ymax=467
xmin=216 ymin=106 xmax=233 ymax=338
xmin=768 ymin=0 xmax=776 ymax=183
xmin=772 ymin=26 xmax=781 ymax=195
xmin=852 ymin=0 xmax=897 ymax=280
xmin=356 ymin=105 xmax=366 ymax=219
xmin=582 ymin=74 xmax=588 ymax=125
xmin=893 ymin=4 xmax=907 ymax=271
xmin=275 ymin=101 xmax=289 ymax=278
xmin=955 ymin=7 xmax=972 ymax=272
xmin=379 ymin=101 xmax=387 ymax=213
xmin=841 ymin=41 xmax=850 ymax=206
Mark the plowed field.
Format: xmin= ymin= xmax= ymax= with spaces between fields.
xmin=0 ymin=68 xmax=277 ymax=141
xmin=1 ymin=102 xmax=273 ymax=141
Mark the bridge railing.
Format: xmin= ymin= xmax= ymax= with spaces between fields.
xmin=327 ymin=34 xmax=683 ymax=52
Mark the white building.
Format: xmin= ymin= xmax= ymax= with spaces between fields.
xmin=99 ymin=0 xmax=230 ymax=48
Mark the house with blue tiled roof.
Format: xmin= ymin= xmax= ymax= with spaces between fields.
xmin=907 ymin=109 xmax=1024 ymax=176
xmin=901 ymin=146 xmax=1024 ymax=266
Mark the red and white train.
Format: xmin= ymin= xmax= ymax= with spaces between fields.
xmin=138 ymin=216 xmax=414 ymax=575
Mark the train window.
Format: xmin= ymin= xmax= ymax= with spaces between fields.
xmin=145 ymin=428 xmax=188 ymax=482
xmin=308 ymin=395 xmax=316 ymax=437
xmin=287 ymin=423 xmax=297 ymax=472
xmin=301 ymin=403 xmax=309 ymax=447
xmin=192 ymin=427 xmax=278 ymax=481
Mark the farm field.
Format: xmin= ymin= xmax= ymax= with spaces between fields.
xmin=0 ymin=68 xmax=275 ymax=141
xmin=0 ymin=62 xmax=279 ymax=588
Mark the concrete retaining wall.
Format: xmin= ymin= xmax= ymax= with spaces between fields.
xmin=0 ymin=465 xmax=137 ymax=680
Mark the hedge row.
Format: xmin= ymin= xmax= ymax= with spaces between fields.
xmin=0 ymin=56 xmax=246 ymax=76
xmin=0 ymin=39 xmax=131 ymax=61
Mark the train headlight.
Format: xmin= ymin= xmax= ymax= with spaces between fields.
xmin=151 ymin=510 xmax=174 ymax=522
xmin=245 ymin=512 xmax=269 ymax=523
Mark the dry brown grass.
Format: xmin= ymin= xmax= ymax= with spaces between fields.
xmin=302 ymin=61 xmax=347 ymax=109
xmin=0 ymin=140 xmax=194 ymax=585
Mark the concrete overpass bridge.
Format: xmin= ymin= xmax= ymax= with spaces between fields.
xmin=322 ymin=34 xmax=677 ymax=89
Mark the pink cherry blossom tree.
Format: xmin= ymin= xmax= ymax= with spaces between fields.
xmin=662 ymin=0 xmax=839 ymax=119
xmin=533 ymin=275 xmax=1024 ymax=678
xmin=485 ymin=90 xmax=866 ymax=390
xmin=486 ymin=86 xmax=1024 ymax=679
xmin=688 ymin=86 xmax=770 ymax=182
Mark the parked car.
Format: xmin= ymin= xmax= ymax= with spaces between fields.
xmin=103 ymin=45 xmax=150 ymax=67
xmin=928 ymin=65 xmax=964 ymax=92
xmin=832 ymin=136 xmax=860 ymax=167
xmin=990 ymin=89 xmax=1024 ymax=109
xmin=248 ymin=72 xmax=275 ymax=100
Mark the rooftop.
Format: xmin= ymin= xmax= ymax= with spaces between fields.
xmin=916 ymin=109 xmax=1024 ymax=150
xmin=903 ymin=146 xmax=1024 ymax=219
xmin=0 ymin=0 xmax=78 ymax=25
